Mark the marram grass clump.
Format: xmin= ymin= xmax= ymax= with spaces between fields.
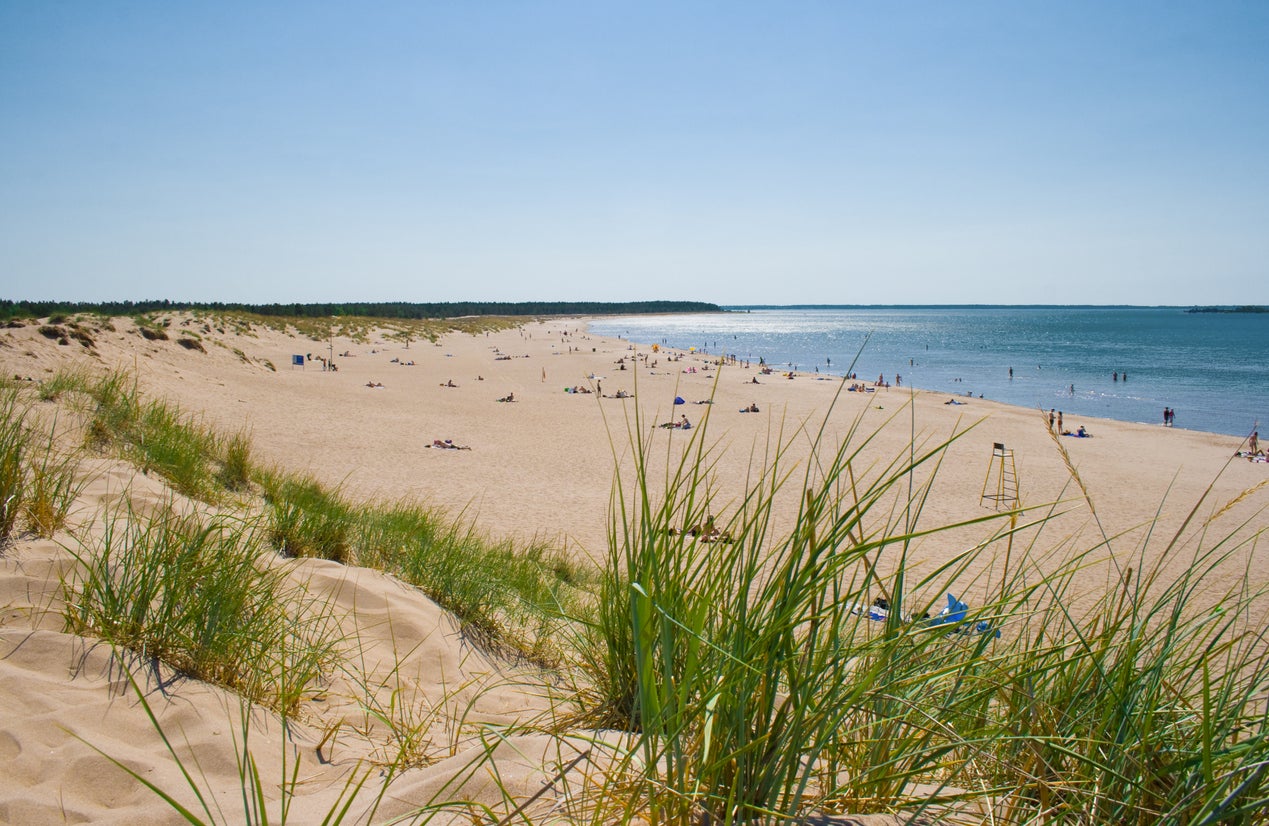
xmin=353 ymin=501 xmax=592 ymax=664
xmin=60 ymin=501 xmax=340 ymax=715
xmin=0 ymin=388 xmax=87 ymax=541
xmin=0 ymin=388 xmax=28 ymax=540
xmin=568 ymin=378 xmax=1269 ymax=824
xmin=74 ymin=369 xmax=256 ymax=502
xmin=261 ymin=470 xmax=355 ymax=562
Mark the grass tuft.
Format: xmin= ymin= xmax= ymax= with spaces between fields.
xmin=0 ymin=388 xmax=28 ymax=541
xmin=38 ymin=366 xmax=92 ymax=402
xmin=217 ymin=430 xmax=254 ymax=492
xmin=60 ymin=500 xmax=340 ymax=714
xmin=82 ymin=371 xmax=225 ymax=500
xmin=261 ymin=471 xmax=355 ymax=562
xmin=22 ymin=417 xmax=87 ymax=537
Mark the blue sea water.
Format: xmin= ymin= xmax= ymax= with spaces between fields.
xmin=588 ymin=307 xmax=1268 ymax=439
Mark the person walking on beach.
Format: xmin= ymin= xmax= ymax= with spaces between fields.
xmin=1057 ymin=411 xmax=1063 ymax=433
xmin=1049 ymin=409 xmax=1056 ymax=430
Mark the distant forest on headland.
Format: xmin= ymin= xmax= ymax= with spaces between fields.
xmin=0 ymin=299 xmax=722 ymax=321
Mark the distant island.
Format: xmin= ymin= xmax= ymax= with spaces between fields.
xmin=0 ymin=299 xmax=722 ymax=321
xmin=1185 ymin=306 xmax=1267 ymax=314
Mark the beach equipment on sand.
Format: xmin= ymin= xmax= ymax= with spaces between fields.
xmin=849 ymin=592 xmax=1000 ymax=638
xmin=930 ymin=592 xmax=1001 ymax=638
xmin=674 ymin=396 xmax=686 ymax=405
xmin=930 ymin=593 xmax=968 ymax=626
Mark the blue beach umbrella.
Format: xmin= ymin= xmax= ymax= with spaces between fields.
xmin=673 ymin=396 xmax=686 ymax=405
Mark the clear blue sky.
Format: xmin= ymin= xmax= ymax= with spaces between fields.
xmin=2 ymin=2 xmax=1267 ymax=305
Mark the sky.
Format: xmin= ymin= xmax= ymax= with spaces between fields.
xmin=2 ymin=2 xmax=1267 ymax=306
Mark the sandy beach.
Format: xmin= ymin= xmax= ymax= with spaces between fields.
xmin=1 ymin=312 xmax=1265 ymax=823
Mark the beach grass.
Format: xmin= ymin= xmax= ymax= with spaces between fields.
xmin=36 ymin=364 xmax=94 ymax=402
xmin=356 ymin=502 xmax=591 ymax=664
xmin=0 ymin=386 xmax=89 ymax=541
xmin=60 ymin=500 xmax=341 ymax=715
xmin=217 ymin=430 xmax=254 ymax=492
xmin=22 ymin=414 xmax=89 ymax=537
xmin=0 ymin=387 xmax=28 ymax=540
xmin=256 ymin=460 xmax=593 ymax=663
xmin=561 ymin=382 xmax=1269 ymax=823
xmin=261 ymin=470 xmax=356 ymax=562
xmin=77 ymin=369 xmax=256 ymax=502
xmin=133 ymin=395 xmax=218 ymax=498
xmin=192 ymin=310 xmax=525 ymax=348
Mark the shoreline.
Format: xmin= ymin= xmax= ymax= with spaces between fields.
xmin=590 ymin=322 xmax=1238 ymax=442
xmin=586 ymin=307 xmax=1266 ymax=439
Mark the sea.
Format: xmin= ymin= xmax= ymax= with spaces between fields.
xmin=587 ymin=307 xmax=1267 ymax=439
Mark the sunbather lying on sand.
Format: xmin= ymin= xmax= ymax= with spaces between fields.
xmin=427 ymin=439 xmax=471 ymax=450
xmin=669 ymin=515 xmax=733 ymax=543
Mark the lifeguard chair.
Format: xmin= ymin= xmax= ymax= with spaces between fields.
xmin=981 ymin=442 xmax=1019 ymax=510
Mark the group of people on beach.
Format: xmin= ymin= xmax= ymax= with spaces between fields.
xmin=1164 ymin=407 xmax=1177 ymax=427
xmin=1237 ymin=430 xmax=1264 ymax=462
xmin=1049 ymin=409 xmax=1091 ymax=438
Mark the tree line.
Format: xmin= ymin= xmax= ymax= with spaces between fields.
xmin=0 ymin=299 xmax=722 ymax=321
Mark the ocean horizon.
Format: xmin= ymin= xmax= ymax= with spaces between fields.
xmin=590 ymin=306 xmax=1267 ymax=439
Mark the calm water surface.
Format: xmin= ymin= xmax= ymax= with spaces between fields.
xmin=589 ymin=307 xmax=1267 ymax=438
